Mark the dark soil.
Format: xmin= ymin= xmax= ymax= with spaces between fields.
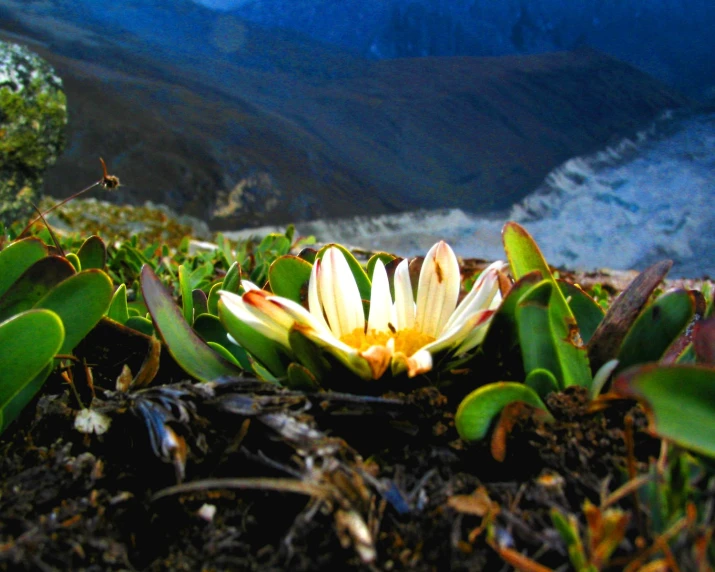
xmin=1 ymin=265 xmax=713 ymax=571
xmin=1 ymin=365 xmax=695 ymax=571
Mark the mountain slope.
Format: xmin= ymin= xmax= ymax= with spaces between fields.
xmin=226 ymin=0 xmax=715 ymax=100
xmin=0 ymin=0 xmax=690 ymax=229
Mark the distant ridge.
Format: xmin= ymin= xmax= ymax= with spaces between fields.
xmin=0 ymin=0 xmax=690 ymax=229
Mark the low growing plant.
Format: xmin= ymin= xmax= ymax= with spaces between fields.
xmin=455 ymin=222 xmax=715 ymax=458
xmin=0 ymin=234 xmax=112 ymax=433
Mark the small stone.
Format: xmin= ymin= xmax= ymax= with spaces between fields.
xmin=74 ymin=408 xmax=112 ymax=435
xmin=197 ymin=503 xmax=217 ymax=522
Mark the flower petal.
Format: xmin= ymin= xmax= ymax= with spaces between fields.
xmin=268 ymin=293 xmax=332 ymax=336
xmin=442 ymin=260 xmax=504 ymax=334
xmin=362 ymin=343 xmax=393 ymax=379
xmin=268 ymin=295 xmax=383 ymax=379
xmin=427 ymin=309 xmax=494 ymax=356
xmin=235 ymin=290 xmax=293 ymax=347
xmin=414 ymin=241 xmax=460 ymax=338
xmin=457 ymin=311 xmax=495 ymax=355
xmin=393 ymin=259 xmax=415 ymax=330
xmin=368 ymin=259 xmax=393 ymax=333
xmin=241 ymin=280 xmax=261 ymax=292
xmin=307 ymin=258 xmax=331 ymax=331
xmin=220 ymin=290 xmax=291 ymax=347
xmin=318 ymin=247 xmax=365 ymax=338
xmin=291 ymin=322 xmax=375 ymax=380
xmin=392 ymin=347 xmax=433 ymax=378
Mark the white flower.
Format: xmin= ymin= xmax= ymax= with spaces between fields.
xmin=220 ymin=242 xmax=504 ymax=380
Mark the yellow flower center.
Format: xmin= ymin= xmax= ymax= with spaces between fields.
xmin=340 ymin=327 xmax=436 ymax=357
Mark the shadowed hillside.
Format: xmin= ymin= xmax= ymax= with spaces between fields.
xmin=0 ymin=1 xmax=689 ymax=229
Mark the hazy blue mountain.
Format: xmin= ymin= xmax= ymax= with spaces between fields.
xmin=0 ymin=0 xmax=690 ymax=230
xmin=222 ymin=0 xmax=715 ymax=100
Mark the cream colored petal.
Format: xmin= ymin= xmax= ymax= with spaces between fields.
xmin=220 ymin=290 xmax=290 ymax=347
xmin=367 ymin=259 xmax=392 ymax=333
xmin=453 ymin=310 xmax=496 ymax=354
xmin=391 ymin=348 xmax=433 ymax=378
xmin=243 ymin=290 xmax=295 ymax=330
xmin=241 ymin=280 xmax=261 ymax=292
xmin=268 ymin=294 xmax=332 ymax=336
xmin=290 ymin=322 xmax=375 ymax=380
xmin=407 ymin=349 xmax=433 ymax=377
xmin=393 ymin=259 xmax=415 ymax=330
xmin=275 ymin=304 xmax=356 ymax=353
xmin=361 ymin=344 xmax=393 ymax=379
xmin=307 ymin=258 xmax=331 ymax=331
xmin=414 ymin=241 xmax=460 ymax=337
xmin=420 ymin=309 xmax=494 ymax=357
xmin=318 ymin=247 xmax=365 ymax=338
xmin=442 ymin=260 xmax=504 ymax=334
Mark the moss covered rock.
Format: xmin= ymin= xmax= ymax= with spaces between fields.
xmin=0 ymin=41 xmax=67 ymax=227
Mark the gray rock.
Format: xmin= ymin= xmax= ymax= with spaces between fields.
xmin=0 ymin=41 xmax=67 ymax=227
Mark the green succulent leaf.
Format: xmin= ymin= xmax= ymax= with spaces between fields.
xmin=550 ymin=509 xmax=591 ymax=572
xmin=218 ymin=298 xmax=288 ymax=378
xmin=249 ymin=261 xmax=269 ymax=286
xmin=0 ymin=309 xmax=64 ymax=433
xmin=455 ymin=382 xmax=552 ymax=441
xmin=525 ymin=368 xmax=560 ymax=398
xmin=285 ymin=362 xmax=321 ymax=391
xmin=178 ymin=265 xmax=194 ymax=325
xmin=206 ymin=341 xmax=241 ymax=367
xmin=0 ymin=237 xmax=48 ymax=298
xmin=616 ymin=290 xmax=695 ymax=372
xmin=65 ymin=252 xmax=82 ymax=273
xmin=223 ymin=261 xmax=241 ymax=294
xmin=34 ymin=270 xmax=113 ymax=354
xmin=77 ymin=235 xmax=107 ymax=270
xmin=192 ymin=289 xmax=208 ymax=317
xmin=268 ymin=255 xmax=313 ymax=304
xmin=288 ymin=327 xmax=329 ymax=381
xmin=124 ymin=315 xmax=155 ymax=336
xmin=613 ymin=364 xmax=715 ymax=458
xmin=517 ymin=280 xmax=563 ymax=387
xmin=114 ymin=242 xmax=153 ymax=275
xmin=0 ymin=256 xmax=76 ymax=323
xmin=207 ymin=281 xmax=222 ymax=316
xmin=547 ymin=289 xmax=592 ymax=389
xmin=476 ymin=271 xmax=542 ymax=383
xmin=188 ymin=262 xmax=214 ymax=291
xmin=107 ymin=284 xmax=130 ymax=324
xmin=256 ymin=233 xmax=291 ymax=257
xmin=297 ymin=247 xmax=317 ymax=264
xmin=502 ymin=221 xmax=551 ymax=282
xmin=284 ymin=224 xmax=295 ymax=243
xmin=193 ymin=313 xmax=252 ymax=371
xmin=247 ymin=354 xmax=280 ymax=383
xmin=558 ymin=280 xmax=605 ymax=345
xmin=503 ymin=222 xmax=591 ymax=387
xmin=141 ymin=264 xmax=242 ymax=381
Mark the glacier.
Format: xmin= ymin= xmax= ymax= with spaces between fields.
xmin=225 ymin=110 xmax=715 ymax=278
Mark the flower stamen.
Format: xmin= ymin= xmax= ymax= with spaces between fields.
xmin=340 ymin=327 xmax=436 ymax=358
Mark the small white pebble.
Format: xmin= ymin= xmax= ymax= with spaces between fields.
xmin=197 ymin=503 xmax=217 ymax=522
xmin=74 ymin=408 xmax=112 ymax=435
